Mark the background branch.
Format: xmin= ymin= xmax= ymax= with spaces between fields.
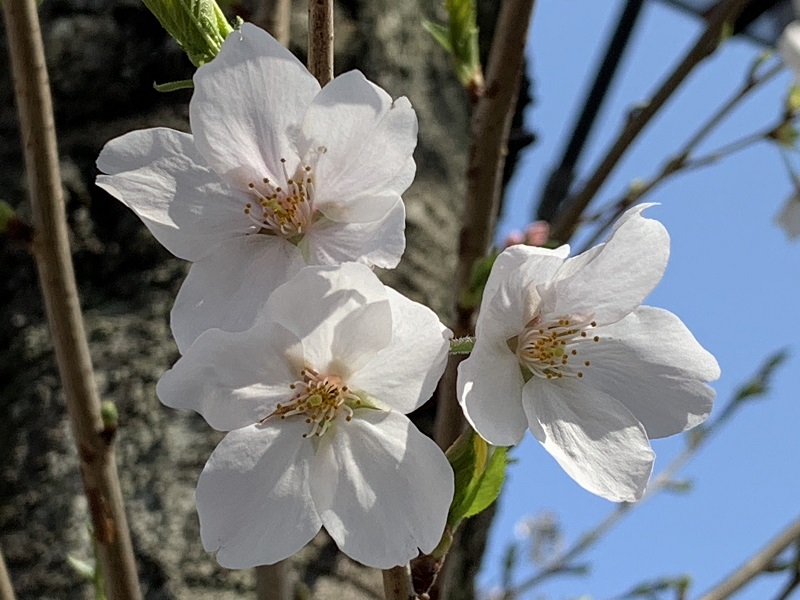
xmin=382 ymin=565 xmax=414 ymax=600
xmin=308 ymin=0 xmax=333 ymax=85
xmin=2 ymin=0 xmax=142 ymax=598
xmin=578 ymin=58 xmax=784 ymax=251
xmin=255 ymin=0 xmax=291 ymax=46
xmin=548 ymin=0 xmax=752 ymax=244
xmin=698 ymin=516 xmax=800 ymax=600
xmin=434 ymin=0 xmax=538 ymax=452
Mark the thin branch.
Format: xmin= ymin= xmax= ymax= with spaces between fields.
xmin=549 ymin=0 xmax=753 ymax=244
xmin=434 ymin=0 xmax=538 ymax=452
xmin=255 ymin=0 xmax=291 ymax=46
xmin=578 ymin=59 xmax=784 ymax=253
xmin=0 ymin=546 xmax=16 ymax=600
xmin=2 ymin=1 xmax=142 ymax=599
xmin=382 ymin=565 xmax=415 ymax=600
xmin=698 ymin=517 xmax=800 ymax=600
xmin=308 ymin=0 xmax=333 ymax=85
xmin=256 ymin=562 xmax=289 ymax=600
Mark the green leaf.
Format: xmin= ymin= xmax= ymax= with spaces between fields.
xmin=66 ymin=555 xmax=96 ymax=581
xmin=423 ymin=0 xmax=483 ymax=90
xmin=153 ymin=79 xmax=195 ymax=92
xmin=141 ymin=0 xmax=233 ymax=67
xmin=422 ymin=20 xmax=452 ymax=53
xmin=446 ymin=430 xmax=508 ymax=526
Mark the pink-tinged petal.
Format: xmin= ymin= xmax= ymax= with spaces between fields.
xmin=156 ymin=321 xmax=302 ymax=431
xmin=264 ymin=264 xmax=390 ymax=373
xmin=190 ymin=23 xmax=320 ymax=188
xmin=301 ymin=200 xmax=406 ymax=269
xmin=96 ymin=128 xmax=251 ymax=261
xmin=579 ymin=306 xmax=718 ymax=438
xmin=457 ymin=343 xmax=527 ymax=446
xmin=524 ymin=378 xmax=654 ymax=502
xmin=349 ymin=287 xmax=451 ymax=414
xmin=171 ymin=235 xmax=305 ymax=353
xmin=540 ymin=204 xmax=669 ymax=326
xmin=310 ymin=411 xmax=453 ymax=568
xmin=197 ymin=421 xmax=321 ymax=568
xmin=477 ymin=245 xmax=569 ymax=343
xmin=303 ymin=71 xmax=418 ymax=223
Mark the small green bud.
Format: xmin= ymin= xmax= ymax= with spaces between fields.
xmin=772 ymin=122 xmax=799 ymax=149
xmin=0 ymin=201 xmax=14 ymax=232
xmin=423 ymin=0 xmax=483 ymax=96
xmin=142 ymin=0 xmax=233 ymax=67
xmin=100 ymin=401 xmax=118 ymax=430
xmin=787 ymin=84 xmax=800 ymax=114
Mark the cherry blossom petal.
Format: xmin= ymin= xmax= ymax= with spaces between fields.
xmin=301 ymin=200 xmax=406 ymax=268
xmin=171 ymin=235 xmax=305 ymax=353
xmin=457 ymin=344 xmax=527 ymax=446
xmin=196 ymin=421 xmax=321 ymax=568
xmin=579 ymin=306 xmax=718 ymax=438
xmin=478 ymin=245 xmax=569 ymax=343
xmin=523 ymin=378 xmax=654 ymax=502
xmin=349 ymin=287 xmax=451 ymax=414
xmin=540 ymin=205 xmax=669 ymax=325
xmin=96 ymin=128 xmax=251 ymax=261
xmin=156 ymin=321 xmax=302 ymax=432
xmin=263 ymin=264 xmax=390 ymax=372
xmin=191 ymin=23 xmax=320 ymax=189
xmin=329 ymin=301 xmax=393 ymax=377
xmin=303 ymin=71 xmax=418 ymax=223
xmin=779 ymin=22 xmax=800 ymax=77
xmin=310 ymin=411 xmax=453 ymax=568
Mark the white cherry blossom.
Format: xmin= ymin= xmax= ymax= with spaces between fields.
xmin=157 ymin=263 xmax=453 ymax=569
xmin=779 ymin=21 xmax=800 ymax=78
xmin=96 ymin=23 xmax=417 ymax=352
xmin=457 ymin=205 xmax=720 ymax=502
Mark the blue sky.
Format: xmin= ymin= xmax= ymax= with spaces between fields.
xmin=482 ymin=1 xmax=800 ymax=599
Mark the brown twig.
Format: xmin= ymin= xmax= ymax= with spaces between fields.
xmin=577 ymin=59 xmax=783 ymax=252
xmin=255 ymin=0 xmax=291 ymax=46
xmin=0 ymin=546 xmax=16 ymax=600
xmin=256 ymin=561 xmax=289 ymax=600
xmin=382 ymin=565 xmax=415 ymax=600
xmin=308 ymin=0 xmax=333 ymax=85
xmin=2 ymin=1 xmax=142 ymax=598
xmin=698 ymin=516 xmax=800 ymax=600
xmin=434 ymin=0 xmax=538 ymax=452
xmin=549 ymin=0 xmax=752 ymax=244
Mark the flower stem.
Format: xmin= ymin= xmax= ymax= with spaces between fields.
xmin=549 ymin=0 xmax=753 ymax=244
xmin=308 ymin=0 xmax=333 ymax=85
xmin=2 ymin=1 xmax=142 ymax=598
xmin=382 ymin=565 xmax=414 ymax=600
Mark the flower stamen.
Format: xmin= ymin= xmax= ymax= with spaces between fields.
xmin=514 ymin=315 xmax=601 ymax=380
xmin=244 ymin=159 xmax=316 ymax=239
xmin=261 ymin=367 xmax=361 ymax=437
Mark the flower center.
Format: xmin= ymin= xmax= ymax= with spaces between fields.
xmin=511 ymin=315 xmax=600 ymax=380
xmin=244 ymin=158 xmax=315 ymax=239
xmin=262 ymin=367 xmax=362 ymax=437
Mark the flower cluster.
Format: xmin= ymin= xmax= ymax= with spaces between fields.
xmin=98 ymin=20 xmax=719 ymax=573
xmin=458 ymin=206 xmax=719 ymax=501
